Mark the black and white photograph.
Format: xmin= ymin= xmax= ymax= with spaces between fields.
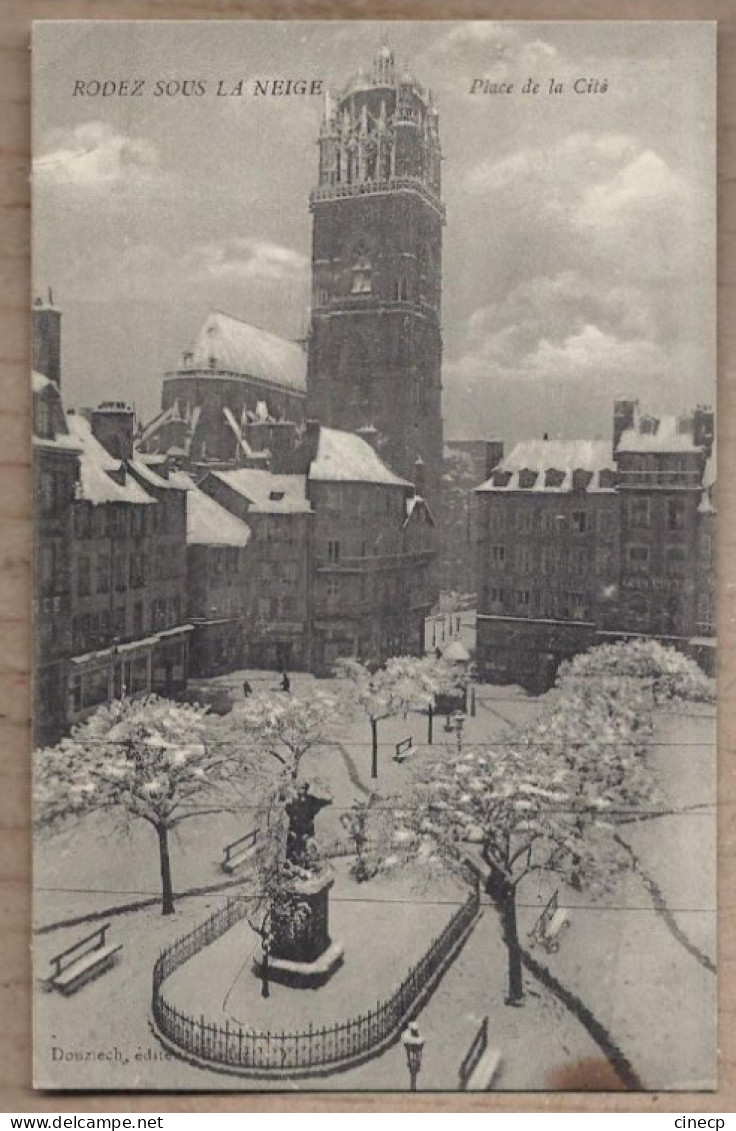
xmin=30 ymin=19 xmax=716 ymax=1092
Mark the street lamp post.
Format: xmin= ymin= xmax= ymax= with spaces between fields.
xmin=402 ymin=1022 xmax=425 ymax=1091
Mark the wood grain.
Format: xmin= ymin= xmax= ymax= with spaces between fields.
xmin=1 ymin=0 xmax=734 ymax=1113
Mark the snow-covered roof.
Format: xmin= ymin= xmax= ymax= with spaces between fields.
xmin=309 ymin=426 xmax=411 ymax=487
xmin=187 ymin=490 xmax=252 ymax=546
xmin=213 ymin=468 xmax=312 ymax=514
xmin=66 ymin=414 xmax=155 ymax=506
xmin=66 ymin=413 xmax=119 ymax=471
xmin=174 ymin=311 xmax=306 ymax=394
xmin=128 ymin=458 xmax=177 ymax=491
xmin=617 ymin=416 xmax=699 ymax=453
xmin=169 ymin=471 xmax=252 ymax=545
xmin=476 ymin=438 xmax=615 ymax=494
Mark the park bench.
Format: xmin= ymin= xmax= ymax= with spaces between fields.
xmin=528 ymin=890 xmax=571 ymax=954
xmin=47 ymin=924 xmax=122 ymax=995
xmin=458 ymin=1017 xmax=502 ymax=1091
xmin=394 ymin=736 xmax=414 ymax=763
xmin=221 ymin=828 xmax=259 ymax=874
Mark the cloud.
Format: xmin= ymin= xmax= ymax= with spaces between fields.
xmin=183 ymin=238 xmax=309 ymax=283
xmin=577 ymin=149 xmax=688 ymax=229
xmin=441 ymin=268 xmax=675 ymax=441
xmin=456 ymin=131 xmax=695 ymax=294
xmin=33 ymin=122 xmax=163 ymax=191
xmin=419 ymin=24 xmax=558 ymax=90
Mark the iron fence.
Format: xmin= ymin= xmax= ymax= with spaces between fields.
xmin=152 ymin=883 xmax=479 ymax=1075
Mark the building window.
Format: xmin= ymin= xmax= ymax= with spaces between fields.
xmin=394 ymin=269 xmax=410 ymax=302
xmin=572 ymin=510 xmax=587 ymax=534
xmin=40 ymin=471 xmax=56 ymax=515
xmin=115 ymin=554 xmax=127 ymax=592
xmin=351 ymin=255 xmax=372 ymax=295
xmin=570 ymin=548 xmax=588 ymax=574
xmin=627 ymin=545 xmax=650 ymax=570
xmin=327 ymin=540 xmax=340 ymax=563
xmin=490 ymin=544 xmax=506 ymax=566
xmin=151 ymin=598 xmax=167 ymax=631
xmin=515 ymin=589 xmax=531 ymax=607
xmin=132 ymin=602 xmax=144 ymax=635
xmin=74 ymin=507 xmax=91 ymax=538
xmin=569 ymin=592 xmax=588 ymax=620
xmin=665 ymin=545 xmax=687 ymax=574
xmin=131 ymin=508 xmax=147 ymax=538
xmin=70 ymin=675 xmax=82 ymax=713
xmin=667 ymin=498 xmax=686 ymax=531
xmin=96 ymin=552 xmax=110 ymax=594
xmin=515 ymin=546 xmax=534 ymax=573
xmin=698 ymin=592 xmax=715 ymax=631
xmin=39 ymin=543 xmax=55 ymax=593
xmin=629 ymin=498 xmax=650 ymax=528
xmin=129 ymin=553 xmax=146 ymax=589
xmin=326 ymin=578 xmax=340 ymax=601
xmin=700 ymin=533 xmax=713 ymax=564
xmin=77 ymin=556 xmax=91 ymax=597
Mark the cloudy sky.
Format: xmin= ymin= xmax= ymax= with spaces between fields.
xmin=32 ymin=20 xmax=715 ymax=443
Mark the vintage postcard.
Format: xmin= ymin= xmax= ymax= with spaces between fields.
xmin=31 ymin=20 xmax=716 ymax=1091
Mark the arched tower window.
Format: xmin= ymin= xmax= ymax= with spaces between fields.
xmin=394 ymin=268 xmax=410 ymax=302
xmin=351 ymin=245 xmax=372 ymax=294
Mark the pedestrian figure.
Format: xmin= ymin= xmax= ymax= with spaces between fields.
xmin=280 ymin=671 xmax=291 ymax=693
xmin=243 ymin=680 xmax=252 ymax=699
xmin=435 ymin=646 xmax=442 ymax=660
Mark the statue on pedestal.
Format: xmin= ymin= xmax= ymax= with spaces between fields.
xmin=256 ymin=781 xmax=344 ymax=987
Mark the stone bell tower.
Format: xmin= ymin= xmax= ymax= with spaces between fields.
xmin=306 ymin=45 xmax=445 ymax=514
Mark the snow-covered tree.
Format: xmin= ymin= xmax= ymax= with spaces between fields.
xmin=335 ymin=655 xmax=464 ymax=777
xmin=223 ymin=687 xmax=342 ymax=781
xmin=34 ymin=696 xmax=248 ymax=915
xmin=389 ymin=645 xmax=669 ymax=1004
xmin=555 ymin=639 xmax=715 ymax=709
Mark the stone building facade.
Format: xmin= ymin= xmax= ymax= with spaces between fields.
xmin=439 ymin=440 xmax=504 ymax=596
xmin=306 ymin=426 xmax=435 ymax=673
xmin=198 ymin=469 xmax=314 ymax=672
xmin=32 ymin=301 xmax=192 ymax=742
xmin=32 ymin=368 xmax=80 ymax=746
xmin=475 ymin=400 xmax=715 ymax=691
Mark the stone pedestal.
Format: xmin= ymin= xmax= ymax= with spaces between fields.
xmin=254 ymin=866 xmax=344 ymax=988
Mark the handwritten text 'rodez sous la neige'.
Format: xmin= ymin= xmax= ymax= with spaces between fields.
xmin=70 ymin=76 xmax=609 ymax=99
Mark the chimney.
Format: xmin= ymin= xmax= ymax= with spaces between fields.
xmin=413 ymin=455 xmax=425 ymax=497
xmin=294 ymin=418 xmax=321 ymax=475
xmin=91 ymin=401 xmax=135 ymax=460
xmin=693 ymin=404 xmax=715 ymax=457
xmin=356 ymin=424 xmax=380 ymax=451
xmin=485 ymin=441 xmax=504 ymax=478
xmin=32 ymin=291 xmax=62 ymax=387
xmin=613 ymin=398 xmax=638 ymax=451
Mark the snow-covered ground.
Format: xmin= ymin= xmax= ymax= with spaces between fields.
xmin=33 ymin=677 xmax=716 ymax=1092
